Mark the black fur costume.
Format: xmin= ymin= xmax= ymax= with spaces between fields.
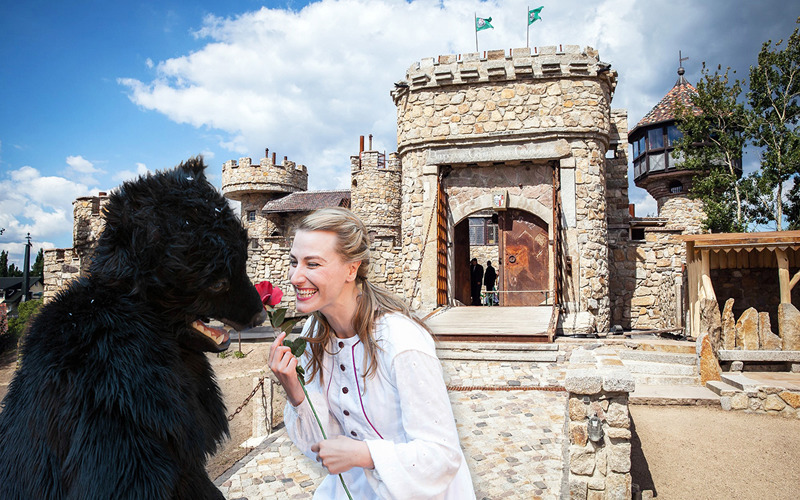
xmin=0 ymin=159 xmax=266 ymax=499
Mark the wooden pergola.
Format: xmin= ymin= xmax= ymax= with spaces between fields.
xmin=681 ymin=231 xmax=800 ymax=339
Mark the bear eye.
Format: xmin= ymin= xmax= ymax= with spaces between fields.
xmin=209 ymin=279 xmax=229 ymax=293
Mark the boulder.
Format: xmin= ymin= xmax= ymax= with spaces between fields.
xmin=698 ymin=332 xmax=722 ymax=384
xmin=736 ymin=308 xmax=759 ymax=350
xmin=699 ymin=298 xmax=722 ymax=351
xmin=721 ymin=298 xmax=736 ymax=350
xmin=758 ymin=311 xmax=782 ymax=350
xmin=779 ymin=303 xmax=800 ymax=351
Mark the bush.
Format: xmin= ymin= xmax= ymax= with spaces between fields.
xmin=8 ymin=299 xmax=43 ymax=340
xmin=0 ymin=303 xmax=11 ymax=354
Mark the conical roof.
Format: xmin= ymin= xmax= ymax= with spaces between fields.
xmin=632 ymin=67 xmax=699 ymax=132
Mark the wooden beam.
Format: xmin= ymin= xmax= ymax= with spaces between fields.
xmin=790 ymin=269 xmax=800 ymax=291
xmin=776 ymin=248 xmax=791 ymax=304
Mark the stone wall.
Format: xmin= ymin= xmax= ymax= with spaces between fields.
xmin=73 ymin=194 xmax=109 ymax=274
xmin=351 ymin=150 xmax=402 ymax=243
xmin=565 ymin=347 xmax=634 ymax=499
xmin=659 ymin=196 xmax=704 ymax=235
xmin=221 ymin=155 xmax=307 ymax=199
xmin=714 ymin=267 xmax=800 ymax=334
xmin=43 ymin=248 xmax=81 ymax=302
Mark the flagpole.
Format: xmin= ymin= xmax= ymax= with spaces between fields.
xmin=526 ymin=5 xmax=530 ymax=48
xmin=474 ymin=12 xmax=478 ymax=52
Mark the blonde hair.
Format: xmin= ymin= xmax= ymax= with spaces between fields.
xmin=295 ymin=207 xmax=427 ymax=385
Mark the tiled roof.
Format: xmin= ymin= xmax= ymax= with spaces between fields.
xmin=633 ymin=75 xmax=700 ymax=131
xmin=262 ymin=190 xmax=351 ymax=213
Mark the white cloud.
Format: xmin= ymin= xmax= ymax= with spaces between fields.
xmin=0 ymin=166 xmax=96 ymax=265
xmin=112 ymin=162 xmax=150 ymax=183
xmin=65 ymin=155 xmax=104 ymax=185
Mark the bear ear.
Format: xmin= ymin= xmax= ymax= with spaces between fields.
xmin=178 ymin=156 xmax=207 ymax=181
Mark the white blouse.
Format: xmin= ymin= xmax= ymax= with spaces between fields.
xmin=284 ymin=313 xmax=475 ymax=500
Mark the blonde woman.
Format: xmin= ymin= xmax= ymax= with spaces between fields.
xmin=268 ymin=207 xmax=475 ymax=499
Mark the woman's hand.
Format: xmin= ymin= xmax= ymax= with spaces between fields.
xmin=311 ymin=436 xmax=374 ymax=474
xmin=268 ymin=331 xmax=306 ymax=407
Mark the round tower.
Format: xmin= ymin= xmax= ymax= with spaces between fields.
xmin=350 ymin=135 xmax=402 ymax=245
xmin=221 ymin=149 xmax=308 ymax=233
xmin=630 ymin=61 xmax=706 ymax=233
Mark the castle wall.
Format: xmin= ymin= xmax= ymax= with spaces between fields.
xmin=660 ymin=196 xmax=705 ymax=234
xmin=351 ymin=151 xmax=402 ymax=244
xmin=43 ymin=248 xmax=81 ymax=302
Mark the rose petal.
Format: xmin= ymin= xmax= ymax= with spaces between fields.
xmin=267 ymin=287 xmax=284 ymax=306
xmin=255 ymin=281 xmax=274 ymax=305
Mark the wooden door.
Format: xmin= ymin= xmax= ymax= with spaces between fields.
xmin=453 ymin=219 xmax=471 ymax=305
xmin=499 ymin=209 xmax=549 ymax=306
xmin=436 ymin=179 xmax=448 ymax=306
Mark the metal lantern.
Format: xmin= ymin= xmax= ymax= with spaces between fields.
xmin=587 ymin=415 xmax=604 ymax=443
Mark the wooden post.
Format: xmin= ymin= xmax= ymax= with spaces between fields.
xmin=776 ymin=248 xmax=791 ymax=304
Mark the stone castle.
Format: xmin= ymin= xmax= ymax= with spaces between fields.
xmin=44 ymin=45 xmax=712 ymax=336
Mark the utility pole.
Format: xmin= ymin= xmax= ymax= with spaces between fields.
xmin=22 ymin=233 xmax=31 ymax=302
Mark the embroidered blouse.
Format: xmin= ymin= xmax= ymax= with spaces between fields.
xmin=284 ymin=312 xmax=475 ymax=499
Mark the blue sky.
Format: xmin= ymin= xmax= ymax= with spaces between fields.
xmin=1 ymin=0 xmax=797 ymax=267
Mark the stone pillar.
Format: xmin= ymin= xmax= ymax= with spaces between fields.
xmin=565 ymin=347 xmax=634 ymax=499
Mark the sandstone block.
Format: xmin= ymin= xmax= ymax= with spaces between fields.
xmin=605 ymin=401 xmax=630 ymax=428
xmin=570 ymin=479 xmax=588 ymax=500
xmin=607 ymin=443 xmax=631 ymax=473
xmin=566 ymin=369 xmax=603 ymax=395
xmin=736 ymin=307 xmax=759 ymax=349
xmin=730 ymin=392 xmax=749 ymax=410
xmin=569 ymin=397 xmax=588 ymax=421
xmin=570 ymin=445 xmax=596 ymax=475
xmin=605 ymin=472 xmax=632 ymax=500
xmin=779 ymin=303 xmax=800 ymax=351
xmin=765 ymin=394 xmax=787 ymax=411
xmin=700 ymin=298 xmax=722 ymax=350
xmin=722 ymin=298 xmax=736 ymax=350
xmin=606 ymin=427 xmax=631 ymax=440
xmin=699 ymin=332 xmax=722 ymax=384
xmin=758 ymin=312 xmax=782 ymax=350
xmin=570 ymin=422 xmax=588 ymax=447
xmin=779 ymin=391 xmax=800 ymax=408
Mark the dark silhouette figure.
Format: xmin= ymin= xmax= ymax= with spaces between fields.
xmin=0 ymin=159 xmax=267 ymax=499
xmin=484 ymin=261 xmax=497 ymax=306
xmin=470 ymin=258 xmax=484 ymax=306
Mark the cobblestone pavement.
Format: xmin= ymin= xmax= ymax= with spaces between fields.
xmin=217 ymin=361 xmax=568 ymax=499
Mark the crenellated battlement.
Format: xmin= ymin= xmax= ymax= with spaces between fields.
xmin=221 ymin=150 xmax=308 ymax=200
xmin=391 ymin=46 xmax=616 ymax=103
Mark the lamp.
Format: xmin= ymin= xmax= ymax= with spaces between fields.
xmin=587 ymin=415 xmax=604 ymax=443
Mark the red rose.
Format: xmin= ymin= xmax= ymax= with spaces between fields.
xmin=255 ymin=280 xmax=284 ymax=307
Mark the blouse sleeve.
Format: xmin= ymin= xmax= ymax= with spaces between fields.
xmin=363 ymin=349 xmax=463 ymax=500
xmin=283 ymin=360 xmax=343 ymax=463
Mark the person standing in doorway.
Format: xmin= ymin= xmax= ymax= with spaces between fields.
xmin=484 ymin=261 xmax=497 ymax=306
xmin=469 ymin=258 xmax=484 ymax=306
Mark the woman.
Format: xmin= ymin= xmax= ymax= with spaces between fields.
xmin=268 ymin=207 xmax=475 ymax=499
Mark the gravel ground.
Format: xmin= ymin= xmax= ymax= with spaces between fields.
xmin=630 ymin=405 xmax=800 ymax=499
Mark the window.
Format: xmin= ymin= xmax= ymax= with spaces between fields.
xmin=468 ymin=217 xmax=498 ymax=246
xmin=247 ymin=210 xmax=256 ymax=222
xmin=667 ymin=125 xmax=682 ymax=146
xmin=631 ymin=227 xmax=645 ymax=241
xmin=669 ymin=180 xmax=683 ymax=194
xmin=647 ymin=127 xmax=664 ymax=149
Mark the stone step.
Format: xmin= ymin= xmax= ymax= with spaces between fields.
xmin=630 ymin=384 xmax=720 ymax=406
xmin=632 ymin=374 xmax=701 ymax=386
xmin=719 ymin=373 xmax=761 ymax=392
xmin=435 ymin=350 xmax=559 ymax=362
xmin=706 ymin=380 xmax=740 ymax=397
xmin=436 ymin=341 xmax=558 ymax=351
xmin=618 ymin=350 xmax=696 ymax=366
xmin=621 ymin=360 xmax=698 ymax=376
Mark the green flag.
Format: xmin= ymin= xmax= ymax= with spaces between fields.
xmin=476 ymin=16 xmax=493 ymax=31
xmin=528 ymin=6 xmax=543 ymax=25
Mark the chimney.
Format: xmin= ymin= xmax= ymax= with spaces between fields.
xmin=272 ymin=152 xmax=276 ymax=164
xmin=628 ymin=204 xmax=636 ymax=218
xmin=359 ymin=135 xmax=365 ymax=153
xmin=368 ymin=134 xmax=373 ymax=150
xmin=265 ymin=147 xmax=269 ymax=158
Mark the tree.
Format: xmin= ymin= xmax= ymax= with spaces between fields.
xmin=747 ymin=18 xmax=800 ymax=230
xmin=0 ymin=250 xmax=7 ymax=277
xmin=32 ymin=248 xmax=44 ymax=278
xmin=6 ymin=263 xmax=22 ymax=278
xmin=674 ymin=64 xmax=749 ymax=232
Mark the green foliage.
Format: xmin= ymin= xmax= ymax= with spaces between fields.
xmin=8 ymin=299 xmax=43 ymax=338
xmin=233 ymin=350 xmax=245 ymax=359
xmin=0 ymin=251 xmax=7 ymax=277
xmin=32 ymin=249 xmax=44 ymax=278
xmin=282 ymin=337 xmax=307 ymax=385
xmin=747 ymin=18 xmax=800 ymax=230
xmin=217 ymin=350 xmax=230 ymax=359
xmin=674 ymin=63 xmax=749 ymax=232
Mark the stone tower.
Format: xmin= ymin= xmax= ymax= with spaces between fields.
xmin=349 ymin=135 xmax=402 ymax=245
xmin=220 ymin=150 xmax=308 ymax=237
xmin=630 ymin=64 xmax=706 ymax=233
